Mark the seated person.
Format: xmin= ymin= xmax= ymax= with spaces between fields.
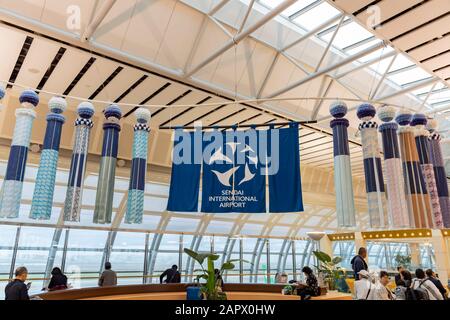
xmin=275 ymin=272 xmax=288 ymax=284
xmin=47 ymin=267 xmax=68 ymax=291
xmin=297 ymin=266 xmax=320 ymax=300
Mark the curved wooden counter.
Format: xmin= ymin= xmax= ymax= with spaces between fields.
xmin=33 ymin=283 xmax=352 ymax=300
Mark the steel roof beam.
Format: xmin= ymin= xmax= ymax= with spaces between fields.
xmin=81 ymin=0 xmax=116 ymax=42
xmin=184 ymin=0 xmax=297 ymax=78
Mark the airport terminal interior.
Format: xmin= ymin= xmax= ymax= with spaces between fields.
xmin=0 ymin=0 xmax=449 ymax=301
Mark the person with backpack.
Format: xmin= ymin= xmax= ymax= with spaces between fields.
xmin=354 ymin=270 xmax=376 ymax=300
xmin=350 ymin=247 xmax=368 ymax=279
xmin=411 ymin=269 xmax=444 ymax=300
xmin=394 ymin=270 xmax=413 ymax=300
xmin=160 ymin=265 xmax=181 ymax=284
xmin=425 ymin=269 xmax=447 ymax=299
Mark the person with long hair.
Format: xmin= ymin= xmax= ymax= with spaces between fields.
xmin=297 ymin=266 xmax=320 ymax=300
xmin=47 ymin=267 xmax=68 ymax=291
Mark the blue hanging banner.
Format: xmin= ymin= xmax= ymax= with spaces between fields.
xmin=167 ymin=129 xmax=201 ymax=212
xmin=167 ymin=124 xmax=303 ymax=214
xmin=201 ymin=129 xmax=266 ymax=213
xmin=268 ymin=123 xmax=303 ymax=212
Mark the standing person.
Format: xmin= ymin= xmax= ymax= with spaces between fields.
xmin=98 ymin=262 xmax=117 ymax=287
xmin=411 ymin=268 xmax=443 ymax=300
xmin=47 ymin=267 xmax=68 ymax=291
xmin=5 ymin=267 xmax=30 ymax=300
xmin=354 ymin=270 xmax=376 ymax=300
xmin=160 ymin=265 xmax=181 ymax=284
xmin=425 ymin=269 xmax=447 ymax=299
xmin=351 ymin=247 xmax=368 ymax=279
xmin=297 ymin=267 xmax=320 ymax=300
xmin=394 ymin=270 xmax=413 ymax=300
xmin=395 ymin=266 xmax=405 ymax=286
xmin=378 ymin=271 xmax=395 ymax=300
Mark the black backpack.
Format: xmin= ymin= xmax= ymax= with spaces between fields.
xmin=405 ymin=280 xmax=430 ymax=300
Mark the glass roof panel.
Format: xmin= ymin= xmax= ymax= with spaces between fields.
xmin=165 ymin=216 xmax=200 ymax=232
xmin=206 ymin=220 xmax=234 ymax=234
xmin=292 ymin=2 xmax=340 ymax=30
xmin=428 ymin=90 xmax=450 ymax=105
xmin=320 ymin=21 xmax=373 ymax=50
xmin=412 ymin=83 xmax=446 ymax=96
xmin=344 ymin=38 xmax=381 ymax=55
xmin=387 ymin=67 xmax=432 ymax=86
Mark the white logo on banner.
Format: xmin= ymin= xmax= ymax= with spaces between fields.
xmin=210 ymin=142 xmax=258 ymax=187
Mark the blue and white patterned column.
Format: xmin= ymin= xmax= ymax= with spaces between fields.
xmin=329 ymin=101 xmax=356 ymax=227
xmin=411 ymin=114 xmax=443 ymax=228
xmin=357 ymin=103 xmax=387 ymax=228
xmin=63 ymin=102 xmax=95 ymax=222
xmin=125 ymin=108 xmax=151 ymax=224
xmin=30 ymin=97 xmax=66 ymax=220
xmin=427 ymin=120 xmax=450 ymax=228
xmin=378 ymin=106 xmax=410 ymax=228
xmin=93 ymin=104 xmax=122 ymax=224
xmin=0 ymin=90 xmax=39 ymax=218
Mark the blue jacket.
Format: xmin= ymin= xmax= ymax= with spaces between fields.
xmin=351 ymin=255 xmax=368 ymax=279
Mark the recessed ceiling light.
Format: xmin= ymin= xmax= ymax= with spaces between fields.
xmin=28 ymin=68 xmax=40 ymax=74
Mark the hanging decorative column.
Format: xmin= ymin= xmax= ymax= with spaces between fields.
xmin=427 ymin=119 xmax=450 ymax=228
xmin=30 ymin=97 xmax=66 ymax=220
xmin=356 ymin=103 xmax=387 ymax=228
xmin=125 ymin=108 xmax=151 ymax=224
xmin=63 ymin=102 xmax=95 ymax=222
xmin=378 ymin=106 xmax=410 ymax=228
xmin=396 ymin=111 xmax=433 ymax=228
xmin=0 ymin=90 xmax=39 ymax=218
xmin=329 ymin=101 xmax=356 ymax=227
xmin=411 ymin=114 xmax=443 ymax=228
xmin=93 ymin=104 xmax=122 ymax=224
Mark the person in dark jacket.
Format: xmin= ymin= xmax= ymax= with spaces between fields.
xmin=5 ymin=266 xmax=29 ymax=300
xmin=297 ymin=266 xmax=320 ymax=300
xmin=47 ymin=267 xmax=68 ymax=291
xmin=426 ymin=269 xmax=447 ymax=299
xmin=395 ymin=266 xmax=405 ymax=286
xmin=350 ymin=247 xmax=368 ymax=279
xmin=98 ymin=262 xmax=117 ymax=287
xmin=160 ymin=265 xmax=181 ymax=284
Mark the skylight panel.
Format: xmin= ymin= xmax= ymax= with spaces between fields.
xmin=388 ymin=54 xmax=415 ymax=72
xmin=320 ymin=21 xmax=374 ymax=49
xmin=259 ymin=0 xmax=284 ymax=9
xmin=283 ymin=0 xmax=319 ymax=17
xmin=293 ymin=2 xmax=340 ymax=30
xmin=359 ymin=46 xmax=394 ymax=64
xmin=344 ymin=38 xmax=381 ymax=55
xmin=412 ymin=83 xmax=446 ymax=96
xmin=387 ymin=67 xmax=432 ymax=86
xmin=428 ymin=89 xmax=450 ymax=104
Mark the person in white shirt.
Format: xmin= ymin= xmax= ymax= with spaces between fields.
xmin=377 ymin=271 xmax=395 ymax=300
xmin=354 ymin=270 xmax=377 ymax=300
xmin=411 ymin=268 xmax=444 ymax=300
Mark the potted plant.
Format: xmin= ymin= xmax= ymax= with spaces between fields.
xmin=184 ymin=248 xmax=249 ymax=300
xmin=313 ymin=251 xmax=347 ymax=292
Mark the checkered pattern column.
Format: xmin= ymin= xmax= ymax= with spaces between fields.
xmin=30 ymin=97 xmax=66 ymax=220
xmin=0 ymin=90 xmax=38 ymax=218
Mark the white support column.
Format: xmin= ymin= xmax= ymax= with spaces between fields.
xmin=319 ymin=235 xmax=333 ymax=257
xmin=354 ymin=232 xmax=367 ymax=255
xmin=429 ymin=230 xmax=449 ymax=286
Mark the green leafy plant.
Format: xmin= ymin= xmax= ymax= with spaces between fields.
xmin=313 ymin=251 xmax=345 ymax=291
xmin=184 ymin=248 xmax=249 ymax=300
xmin=394 ymin=253 xmax=412 ymax=270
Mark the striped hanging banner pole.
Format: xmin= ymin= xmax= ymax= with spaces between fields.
xmin=93 ymin=104 xmax=122 ymax=224
xmin=329 ymin=101 xmax=356 ymax=227
xmin=125 ymin=108 xmax=151 ymax=224
xmin=427 ymin=119 xmax=450 ymax=228
xmin=30 ymin=97 xmax=66 ymax=220
xmin=0 ymin=90 xmax=39 ymax=218
xmin=411 ymin=114 xmax=443 ymax=228
xmin=356 ymin=103 xmax=387 ymax=228
xmin=377 ymin=106 xmax=410 ymax=228
xmin=396 ymin=111 xmax=433 ymax=228
xmin=63 ymin=102 xmax=95 ymax=222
